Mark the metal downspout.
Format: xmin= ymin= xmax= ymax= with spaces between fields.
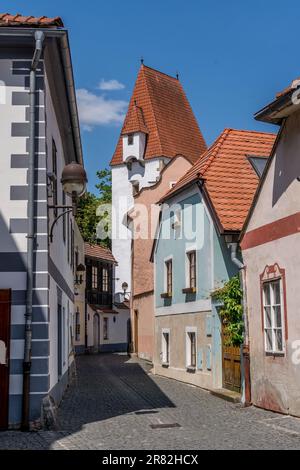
xmin=229 ymin=243 xmax=251 ymax=405
xmin=21 ymin=31 xmax=45 ymax=431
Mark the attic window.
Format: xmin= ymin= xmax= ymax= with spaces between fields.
xmin=128 ymin=134 xmax=134 ymax=146
xmin=247 ymin=155 xmax=268 ymax=178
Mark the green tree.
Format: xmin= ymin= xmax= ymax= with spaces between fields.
xmin=212 ymin=276 xmax=244 ymax=346
xmin=76 ymin=168 xmax=112 ymax=247
xmin=95 ymin=168 xmax=112 ymax=203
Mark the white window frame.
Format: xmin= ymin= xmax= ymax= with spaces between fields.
xmin=185 ymin=326 xmax=197 ymax=368
xmin=185 ymin=244 xmax=197 ymax=289
xmin=164 ymin=256 xmax=173 ymax=295
xmin=262 ymin=278 xmax=285 ymax=354
xmin=161 ymin=328 xmax=170 ymax=365
xmin=92 ymin=266 xmax=98 ymax=290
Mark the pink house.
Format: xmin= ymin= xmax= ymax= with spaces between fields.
xmin=241 ymin=78 xmax=300 ymax=416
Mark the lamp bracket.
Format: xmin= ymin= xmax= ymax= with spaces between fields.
xmin=49 ymin=207 xmax=73 ymax=243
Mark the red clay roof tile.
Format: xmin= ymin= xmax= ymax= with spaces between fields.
xmin=0 ymin=12 xmax=63 ymax=28
xmin=84 ymin=243 xmax=117 ymax=264
xmin=111 ymin=65 xmax=207 ymax=165
xmin=161 ymin=128 xmax=277 ymax=232
xmin=122 ymin=103 xmax=148 ymax=135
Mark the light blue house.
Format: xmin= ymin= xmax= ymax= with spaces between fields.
xmin=152 ymin=128 xmax=274 ymax=394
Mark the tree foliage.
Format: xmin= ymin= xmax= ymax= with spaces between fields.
xmin=76 ymin=168 xmax=112 ymax=247
xmin=212 ymin=276 xmax=244 ymax=347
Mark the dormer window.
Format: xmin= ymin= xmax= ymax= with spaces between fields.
xmin=128 ymin=134 xmax=134 ymax=146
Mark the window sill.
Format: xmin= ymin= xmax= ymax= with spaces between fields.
xmin=161 ymin=293 xmax=172 ymax=299
xmin=162 ymin=362 xmax=169 ymax=369
xmin=266 ymin=352 xmax=285 ymax=358
xmin=182 ymin=287 xmax=197 ymax=294
xmin=186 ymin=366 xmax=196 ymax=374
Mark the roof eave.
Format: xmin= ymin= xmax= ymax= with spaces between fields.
xmin=158 ymin=177 xmax=201 ymax=205
xmin=254 ymin=89 xmax=300 ymax=125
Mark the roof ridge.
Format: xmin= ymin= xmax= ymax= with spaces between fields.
xmin=141 ymin=65 xmax=164 ymax=156
xmin=142 ymin=64 xmax=178 ymax=81
xmin=224 ymin=127 xmax=276 ymax=137
xmin=199 ymin=128 xmax=231 ymax=176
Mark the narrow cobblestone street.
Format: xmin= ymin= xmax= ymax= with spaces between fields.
xmin=1 ymin=354 xmax=300 ymax=450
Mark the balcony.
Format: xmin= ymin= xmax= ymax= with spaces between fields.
xmin=86 ymin=290 xmax=112 ymax=308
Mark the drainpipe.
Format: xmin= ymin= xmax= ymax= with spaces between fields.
xmin=21 ymin=31 xmax=45 ymax=431
xmin=229 ymin=243 xmax=251 ymax=406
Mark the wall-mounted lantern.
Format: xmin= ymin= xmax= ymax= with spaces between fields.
xmin=48 ymin=162 xmax=87 ymax=242
xmin=75 ymin=263 xmax=86 ymax=286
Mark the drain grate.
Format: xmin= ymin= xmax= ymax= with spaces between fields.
xmin=135 ymin=410 xmax=159 ymax=415
xmin=150 ymin=423 xmax=181 ymax=430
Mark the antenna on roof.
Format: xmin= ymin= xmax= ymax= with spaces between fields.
xmin=176 ymin=70 xmax=179 ymax=80
xmin=140 ymin=57 xmax=144 ymax=65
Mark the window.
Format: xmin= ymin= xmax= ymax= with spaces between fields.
xmin=165 ymin=259 xmax=173 ymax=295
xmin=187 ymin=251 xmax=196 ymax=288
xmin=92 ymin=266 xmax=98 ymax=290
xmin=162 ymin=330 xmax=170 ymax=365
xmin=75 ymin=309 xmax=80 ymax=342
xmin=52 ymin=140 xmax=58 ymax=217
xmin=128 ymin=133 xmax=134 ymax=145
xmin=102 ymin=267 xmax=109 ymax=292
xmin=132 ymin=181 xmax=140 ymax=196
xmin=263 ymin=279 xmax=284 ymax=353
xmin=75 ymin=249 xmax=79 ymax=270
xmin=186 ymin=330 xmax=197 ymax=369
xmin=103 ymin=317 xmax=109 ymax=340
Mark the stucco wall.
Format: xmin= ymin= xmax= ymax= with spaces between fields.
xmin=243 ymin=234 xmax=300 ymax=416
xmin=111 ymin=157 xmax=169 ymax=295
xmin=153 ymin=183 xmax=238 ymax=388
xmin=247 ymin=111 xmax=300 ymax=232
xmin=131 ymin=156 xmax=192 ymax=361
xmin=74 ymin=223 xmax=85 ymax=353
xmin=154 ymin=312 xmax=215 ymax=390
xmin=132 ymin=292 xmax=154 ymax=362
xmin=242 ymin=110 xmax=300 ymax=416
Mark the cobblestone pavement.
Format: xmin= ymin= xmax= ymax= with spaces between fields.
xmin=1 ymin=353 xmax=300 ymax=450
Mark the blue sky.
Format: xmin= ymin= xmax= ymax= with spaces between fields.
xmin=6 ymin=1 xmax=300 ymax=192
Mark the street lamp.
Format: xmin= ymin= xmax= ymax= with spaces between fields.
xmin=122 ymin=282 xmax=129 ymax=295
xmin=75 ymin=263 xmax=86 ymax=286
xmin=61 ymin=162 xmax=87 ymax=200
xmin=49 ymin=161 xmax=87 ymax=242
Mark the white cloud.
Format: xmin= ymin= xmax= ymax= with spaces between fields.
xmin=76 ymin=88 xmax=127 ymax=131
xmin=98 ymin=79 xmax=125 ymax=91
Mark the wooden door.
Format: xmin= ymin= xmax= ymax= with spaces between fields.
xmin=222 ymin=322 xmax=241 ymax=393
xmin=0 ymin=290 xmax=11 ymax=429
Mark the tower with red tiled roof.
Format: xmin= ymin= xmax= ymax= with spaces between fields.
xmin=111 ymin=64 xmax=206 ymax=296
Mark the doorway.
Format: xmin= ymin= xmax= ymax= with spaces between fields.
xmin=93 ymin=314 xmax=100 ymax=353
xmin=222 ymin=321 xmax=241 ymax=393
xmin=0 ymin=289 xmax=11 ymax=429
xmin=134 ymin=310 xmax=139 ymax=354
